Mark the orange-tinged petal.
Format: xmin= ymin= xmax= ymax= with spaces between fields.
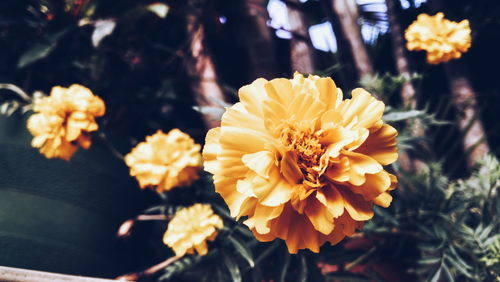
xmin=244 ymin=204 xmax=284 ymax=234
xmin=373 ymin=192 xmax=393 ymax=208
xmin=215 ymin=178 xmax=248 ymax=217
xmin=242 ymin=151 xmax=274 ymax=179
xmin=280 ymin=151 xmax=303 ymax=184
xmin=315 ymin=77 xmax=342 ymax=110
xmin=251 ymin=166 xmax=293 ymax=207
xmin=355 ymin=124 xmax=398 ymax=165
xmin=325 ymin=156 xmax=350 ymax=183
xmin=238 ymin=78 xmax=268 ymax=117
xmin=316 ymin=185 xmax=344 ymax=218
xmin=343 ymin=151 xmax=383 ymax=186
xmin=338 ymin=188 xmax=374 ymax=221
xmin=305 ymin=197 xmax=335 ymax=235
xmin=203 ymin=127 xmax=221 ymax=174
xmin=337 ymin=88 xmax=384 ymax=130
xmin=349 ymin=170 xmax=392 ymax=201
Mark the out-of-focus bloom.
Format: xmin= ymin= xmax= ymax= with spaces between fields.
xmin=405 ymin=13 xmax=471 ymax=64
xmin=163 ymin=204 xmax=223 ymax=256
xmin=125 ymin=129 xmax=202 ymax=192
xmin=27 ymin=84 xmax=105 ymax=160
xmin=203 ymin=73 xmax=398 ymax=253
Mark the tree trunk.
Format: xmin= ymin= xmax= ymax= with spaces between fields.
xmin=184 ymin=2 xmax=226 ymax=129
xmin=286 ymin=0 xmax=316 ymax=74
xmin=385 ymin=0 xmax=416 ymax=108
xmin=327 ymin=0 xmax=374 ymax=79
xmin=428 ymin=0 xmax=490 ymax=167
xmin=238 ymin=0 xmax=279 ymax=80
xmin=444 ymin=61 xmax=490 ymax=167
xmin=385 ymin=0 xmax=426 ymax=171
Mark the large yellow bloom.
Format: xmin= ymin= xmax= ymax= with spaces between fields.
xmin=203 ymin=73 xmax=398 ymax=253
xmin=125 ymin=129 xmax=202 ymax=192
xmin=405 ymin=13 xmax=471 ymax=64
xmin=163 ymin=203 xmax=223 ymax=256
xmin=27 ymin=84 xmax=105 ymax=160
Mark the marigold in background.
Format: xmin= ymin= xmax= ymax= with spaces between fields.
xmin=27 ymin=84 xmax=105 ymax=160
xmin=203 ymin=73 xmax=398 ymax=253
xmin=405 ymin=13 xmax=471 ymax=64
xmin=163 ymin=203 xmax=223 ymax=256
xmin=125 ymin=129 xmax=202 ymax=192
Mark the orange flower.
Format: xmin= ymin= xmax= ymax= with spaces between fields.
xmin=203 ymin=73 xmax=398 ymax=253
xmin=125 ymin=129 xmax=202 ymax=192
xmin=405 ymin=13 xmax=471 ymax=64
xmin=163 ymin=204 xmax=223 ymax=256
xmin=27 ymin=84 xmax=105 ymax=160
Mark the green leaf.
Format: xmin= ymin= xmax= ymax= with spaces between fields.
xmin=17 ymin=29 xmax=69 ymax=69
xmin=0 ymin=114 xmax=154 ymax=277
xmin=298 ymin=254 xmax=308 ymax=282
xmin=383 ymin=110 xmax=425 ymax=122
xmin=429 ymin=265 xmax=443 ymax=282
xmin=227 ymin=235 xmax=255 ymax=268
xmin=223 ymin=252 xmax=242 ymax=282
xmin=279 ymin=252 xmax=291 ymax=282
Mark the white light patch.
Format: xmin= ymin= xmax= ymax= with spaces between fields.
xmin=309 ymin=22 xmax=337 ymax=52
xmin=267 ymin=0 xmax=292 ymax=39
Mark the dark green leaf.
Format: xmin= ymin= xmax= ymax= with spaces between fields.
xmin=223 ymin=252 xmax=242 ymax=282
xmin=17 ymin=29 xmax=69 ymax=69
xmin=227 ymin=235 xmax=255 ymax=268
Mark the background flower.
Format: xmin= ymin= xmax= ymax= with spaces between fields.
xmin=405 ymin=13 xmax=471 ymax=64
xmin=163 ymin=203 xmax=223 ymax=256
xmin=203 ymin=73 xmax=398 ymax=253
xmin=125 ymin=129 xmax=202 ymax=192
xmin=27 ymin=84 xmax=105 ymax=160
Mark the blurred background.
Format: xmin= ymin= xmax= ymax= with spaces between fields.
xmin=0 ymin=0 xmax=499 ymax=281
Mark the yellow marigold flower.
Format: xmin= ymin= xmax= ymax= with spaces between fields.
xmin=203 ymin=73 xmax=398 ymax=253
xmin=27 ymin=84 xmax=105 ymax=160
xmin=163 ymin=203 xmax=223 ymax=256
xmin=405 ymin=13 xmax=471 ymax=64
xmin=125 ymin=129 xmax=202 ymax=192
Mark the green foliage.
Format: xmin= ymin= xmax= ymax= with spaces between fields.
xmin=363 ymin=155 xmax=500 ymax=281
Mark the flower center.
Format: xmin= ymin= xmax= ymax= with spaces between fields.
xmin=280 ymin=126 xmax=327 ymax=187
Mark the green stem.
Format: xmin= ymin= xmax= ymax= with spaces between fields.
xmin=0 ymin=84 xmax=32 ymax=102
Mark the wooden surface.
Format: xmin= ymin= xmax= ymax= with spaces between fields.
xmin=0 ymin=266 xmax=125 ymax=282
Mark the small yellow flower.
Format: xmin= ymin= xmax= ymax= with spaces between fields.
xmin=27 ymin=84 xmax=105 ymax=160
xmin=163 ymin=204 xmax=223 ymax=256
xmin=125 ymin=129 xmax=202 ymax=192
xmin=203 ymin=73 xmax=398 ymax=253
xmin=405 ymin=13 xmax=471 ymax=64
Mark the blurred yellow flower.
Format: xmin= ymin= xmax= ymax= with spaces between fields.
xmin=405 ymin=13 xmax=471 ymax=64
xmin=125 ymin=129 xmax=202 ymax=192
xmin=27 ymin=84 xmax=105 ymax=160
xmin=203 ymin=73 xmax=398 ymax=253
xmin=163 ymin=204 xmax=223 ymax=256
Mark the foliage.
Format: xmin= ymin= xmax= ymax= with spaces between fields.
xmin=0 ymin=0 xmax=499 ymax=281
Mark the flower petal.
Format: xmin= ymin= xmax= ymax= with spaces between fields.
xmin=238 ymin=78 xmax=268 ymax=117
xmin=316 ymin=185 xmax=344 ymax=218
xmin=242 ymin=151 xmax=274 ymax=179
xmin=203 ymin=127 xmax=221 ymax=174
xmin=337 ymin=88 xmax=384 ymax=130
xmin=338 ymin=188 xmax=374 ymax=221
xmin=355 ymin=124 xmax=398 ymax=165
xmin=305 ymin=197 xmax=335 ymax=235
xmin=315 ymin=77 xmax=342 ymax=110
xmin=342 ymin=151 xmax=383 ymax=186
xmin=349 ymin=170 xmax=392 ymax=201
xmin=373 ymin=192 xmax=393 ymax=208
xmin=251 ymin=166 xmax=293 ymax=207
